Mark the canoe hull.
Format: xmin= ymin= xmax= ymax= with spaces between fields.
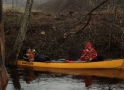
xmin=17 ymin=59 xmax=124 ymax=69
xmin=17 ymin=67 xmax=124 ymax=79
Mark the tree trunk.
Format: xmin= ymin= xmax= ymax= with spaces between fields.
xmin=113 ymin=0 xmax=117 ymax=20
xmin=8 ymin=0 xmax=33 ymax=65
xmin=0 ymin=49 xmax=9 ymax=90
xmin=0 ymin=0 xmax=9 ymax=90
xmin=0 ymin=0 xmax=5 ymax=62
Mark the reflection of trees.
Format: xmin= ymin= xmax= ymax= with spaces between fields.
xmin=72 ymin=74 xmax=124 ymax=90
xmin=8 ymin=68 xmax=124 ymax=90
xmin=96 ymin=77 xmax=124 ymax=90
xmin=9 ymin=67 xmax=21 ymax=90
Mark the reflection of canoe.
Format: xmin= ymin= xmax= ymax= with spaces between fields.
xmin=18 ymin=66 xmax=124 ymax=79
xmin=17 ymin=59 xmax=124 ymax=69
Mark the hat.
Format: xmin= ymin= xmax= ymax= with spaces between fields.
xmin=85 ymin=42 xmax=92 ymax=48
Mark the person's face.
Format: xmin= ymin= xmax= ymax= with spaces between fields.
xmin=88 ymin=46 xmax=91 ymax=49
xmin=27 ymin=49 xmax=31 ymax=53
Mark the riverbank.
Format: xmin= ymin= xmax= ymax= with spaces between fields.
xmin=3 ymin=1 xmax=124 ymax=62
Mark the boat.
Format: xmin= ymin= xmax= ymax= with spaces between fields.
xmin=17 ymin=66 xmax=124 ymax=79
xmin=17 ymin=59 xmax=124 ymax=69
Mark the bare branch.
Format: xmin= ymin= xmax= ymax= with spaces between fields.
xmin=62 ymin=0 xmax=109 ymax=47
xmin=76 ymin=0 xmax=109 ymax=36
xmin=66 ymin=0 xmax=109 ymax=34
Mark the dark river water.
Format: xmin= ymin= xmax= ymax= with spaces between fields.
xmin=6 ymin=67 xmax=124 ymax=90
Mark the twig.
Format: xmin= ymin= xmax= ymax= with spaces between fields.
xmin=66 ymin=0 xmax=109 ymax=34
xmin=64 ymin=0 xmax=109 ymax=45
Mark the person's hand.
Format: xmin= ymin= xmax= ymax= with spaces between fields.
xmin=86 ymin=49 xmax=89 ymax=52
xmin=86 ymin=49 xmax=90 ymax=53
xmin=89 ymin=58 xmax=92 ymax=61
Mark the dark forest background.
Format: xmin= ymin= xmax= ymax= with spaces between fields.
xmin=3 ymin=0 xmax=124 ymax=60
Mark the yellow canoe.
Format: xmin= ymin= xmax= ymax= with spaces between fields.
xmin=17 ymin=67 xmax=124 ymax=79
xmin=17 ymin=59 xmax=124 ymax=69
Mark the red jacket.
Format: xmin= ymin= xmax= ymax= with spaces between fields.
xmin=80 ymin=42 xmax=97 ymax=61
xmin=26 ymin=52 xmax=35 ymax=60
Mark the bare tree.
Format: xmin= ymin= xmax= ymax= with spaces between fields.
xmin=0 ymin=0 xmax=9 ymax=90
xmin=8 ymin=0 xmax=34 ymax=65
xmin=59 ymin=0 xmax=109 ymax=47
xmin=12 ymin=0 xmax=14 ymax=10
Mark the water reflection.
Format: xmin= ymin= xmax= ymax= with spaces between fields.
xmin=25 ymin=69 xmax=35 ymax=84
xmin=8 ymin=67 xmax=21 ymax=90
xmin=18 ymin=66 xmax=124 ymax=79
xmin=72 ymin=75 xmax=93 ymax=89
xmin=6 ymin=67 xmax=124 ymax=90
xmin=83 ymin=75 xmax=92 ymax=88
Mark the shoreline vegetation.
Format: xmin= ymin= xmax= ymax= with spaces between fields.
xmin=3 ymin=1 xmax=124 ymax=62
xmin=2 ymin=0 xmax=124 ymax=89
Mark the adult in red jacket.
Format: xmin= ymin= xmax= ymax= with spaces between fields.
xmin=80 ymin=42 xmax=97 ymax=62
xmin=26 ymin=48 xmax=35 ymax=62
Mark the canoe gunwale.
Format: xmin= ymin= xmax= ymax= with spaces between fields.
xmin=17 ymin=59 xmax=124 ymax=69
